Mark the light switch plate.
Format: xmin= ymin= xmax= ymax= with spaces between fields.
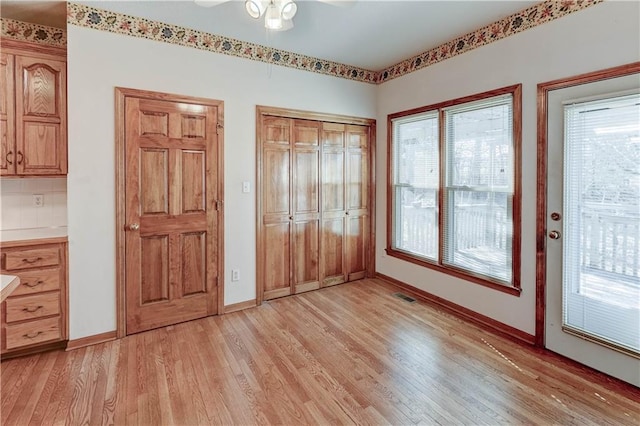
xmin=242 ymin=181 xmax=250 ymax=193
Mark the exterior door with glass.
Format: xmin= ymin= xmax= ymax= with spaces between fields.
xmin=544 ymin=69 xmax=640 ymax=387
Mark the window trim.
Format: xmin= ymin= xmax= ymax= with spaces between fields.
xmin=386 ymin=84 xmax=522 ymax=296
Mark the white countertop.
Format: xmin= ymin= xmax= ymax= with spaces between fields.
xmin=0 ymin=226 xmax=68 ymax=243
xmin=1 ymin=274 xmax=20 ymax=302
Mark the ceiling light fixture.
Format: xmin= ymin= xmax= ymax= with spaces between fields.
xmin=245 ymin=0 xmax=297 ymax=31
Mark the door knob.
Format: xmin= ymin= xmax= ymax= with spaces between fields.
xmin=548 ymin=230 xmax=561 ymax=240
xmin=127 ymin=223 xmax=140 ymax=231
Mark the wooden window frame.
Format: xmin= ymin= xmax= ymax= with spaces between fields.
xmin=386 ymin=84 xmax=522 ymax=296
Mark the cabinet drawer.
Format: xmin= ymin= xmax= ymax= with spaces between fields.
xmin=10 ymin=268 xmax=60 ymax=296
xmin=4 ymin=247 xmax=59 ymax=271
xmin=5 ymin=292 xmax=60 ymax=323
xmin=5 ymin=316 xmax=61 ymax=350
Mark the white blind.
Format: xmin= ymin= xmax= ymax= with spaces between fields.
xmin=442 ymin=94 xmax=514 ymax=283
xmin=563 ymin=93 xmax=640 ymax=355
xmin=392 ymin=112 xmax=439 ymax=260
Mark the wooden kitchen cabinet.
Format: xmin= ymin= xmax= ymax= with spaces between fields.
xmin=1 ymin=238 xmax=68 ymax=357
xmin=1 ymin=40 xmax=67 ymax=176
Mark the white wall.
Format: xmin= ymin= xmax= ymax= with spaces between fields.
xmin=67 ymin=26 xmax=376 ymax=339
xmin=375 ymin=1 xmax=640 ymax=335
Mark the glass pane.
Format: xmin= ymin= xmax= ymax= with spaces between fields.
xmin=394 ymin=114 xmax=439 ymax=188
xmin=446 ymin=101 xmax=512 ymax=189
xmin=394 ymin=186 xmax=438 ymax=260
xmin=443 ymin=189 xmax=512 ymax=282
xmin=563 ymin=93 xmax=640 ymax=354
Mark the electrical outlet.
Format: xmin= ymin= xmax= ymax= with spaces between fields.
xmin=242 ymin=181 xmax=250 ymax=193
xmin=33 ymin=194 xmax=44 ymax=207
xmin=231 ymin=269 xmax=240 ymax=282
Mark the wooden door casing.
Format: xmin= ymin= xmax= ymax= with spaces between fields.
xmin=15 ymin=55 xmax=66 ymax=175
xmin=118 ymin=89 xmax=223 ymax=336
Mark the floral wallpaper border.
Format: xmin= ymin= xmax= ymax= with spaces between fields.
xmin=1 ymin=18 xmax=66 ymax=48
xmin=5 ymin=1 xmax=602 ymax=84
xmin=377 ymin=0 xmax=603 ymax=83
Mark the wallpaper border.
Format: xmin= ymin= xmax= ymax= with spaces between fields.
xmin=1 ymin=18 xmax=66 ymax=47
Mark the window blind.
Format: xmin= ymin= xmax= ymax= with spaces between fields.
xmin=563 ymin=93 xmax=640 ymax=355
xmin=392 ymin=112 xmax=439 ymax=260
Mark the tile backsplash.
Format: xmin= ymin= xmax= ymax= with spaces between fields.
xmin=0 ymin=178 xmax=67 ymax=230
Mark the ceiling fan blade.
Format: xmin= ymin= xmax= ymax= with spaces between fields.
xmin=316 ymin=0 xmax=357 ymax=8
xmin=194 ymin=0 xmax=232 ymax=7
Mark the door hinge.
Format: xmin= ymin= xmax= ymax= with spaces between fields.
xmin=215 ymin=200 xmax=223 ymax=211
xmin=216 ymin=124 xmax=224 ymax=135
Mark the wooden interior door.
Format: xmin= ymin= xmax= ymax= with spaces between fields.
xmin=15 ymin=55 xmax=66 ymax=175
xmin=123 ymin=94 xmax=222 ymax=334
xmin=262 ymin=116 xmax=293 ymax=300
xmin=0 ymin=53 xmax=14 ymax=175
xmin=345 ymin=125 xmax=369 ymax=280
xmin=321 ymin=122 xmax=347 ymax=286
xmin=292 ymin=119 xmax=320 ymax=294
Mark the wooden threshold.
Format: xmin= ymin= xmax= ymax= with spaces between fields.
xmin=66 ymin=331 xmax=117 ymax=351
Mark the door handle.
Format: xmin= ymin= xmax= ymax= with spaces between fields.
xmin=16 ymin=151 xmax=24 ymax=165
xmin=127 ymin=223 xmax=140 ymax=231
xmin=548 ymin=230 xmax=561 ymax=240
xmin=6 ymin=151 xmax=13 ymax=165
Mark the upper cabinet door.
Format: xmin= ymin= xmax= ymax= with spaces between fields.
xmin=0 ymin=53 xmax=15 ymax=175
xmin=15 ymin=55 xmax=67 ymax=175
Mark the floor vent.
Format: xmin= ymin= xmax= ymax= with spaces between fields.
xmin=392 ymin=292 xmax=416 ymax=303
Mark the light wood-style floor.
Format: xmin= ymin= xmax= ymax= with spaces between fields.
xmin=2 ymin=278 xmax=639 ymax=425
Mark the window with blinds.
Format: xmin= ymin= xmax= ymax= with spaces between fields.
xmin=388 ymin=85 xmax=521 ymax=294
xmin=563 ymin=92 xmax=640 ymax=355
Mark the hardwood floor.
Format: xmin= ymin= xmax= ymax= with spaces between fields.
xmin=2 ymin=278 xmax=638 ymax=425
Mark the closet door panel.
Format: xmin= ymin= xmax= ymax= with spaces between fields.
xmin=293 ymin=219 xmax=320 ymax=293
xmin=321 ymin=217 xmax=346 ymax=286
xmin=347 ymin=215 xmax=368 ymax=280
xmin=263 ymin=221 xmax=292 ymax=299
xmin=263 ymin=147 xmax=290 ymax=216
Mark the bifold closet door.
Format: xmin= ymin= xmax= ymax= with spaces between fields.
xmin=321 ymin=122 xmax=347 ymax=286
xmin=345 ymin=125 xmax=369 ymax=281
xmin=261 ymin=117 xmax=321 ymax=300
xmin=262 ymin=117 xmax=293 ymax=300
xmin=291 ymin=120 xmax=321 ymax=294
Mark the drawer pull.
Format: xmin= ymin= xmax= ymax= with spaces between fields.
xmin=24 ymin=281 xmax=44 ymax=288
xmin=22 ymin=257 xmax=43 ymax=264
xmin=22 ymin=305 xmax=43 ymax=313
xmin=23 ymin=331 xmax=43 ymax=339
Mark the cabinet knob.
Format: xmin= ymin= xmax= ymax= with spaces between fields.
xmin=127 ymin=223 xmax=140 ymax=231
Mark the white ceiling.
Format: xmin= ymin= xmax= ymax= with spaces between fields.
xmin=1 ymin=0 xmax=540 ymax=71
